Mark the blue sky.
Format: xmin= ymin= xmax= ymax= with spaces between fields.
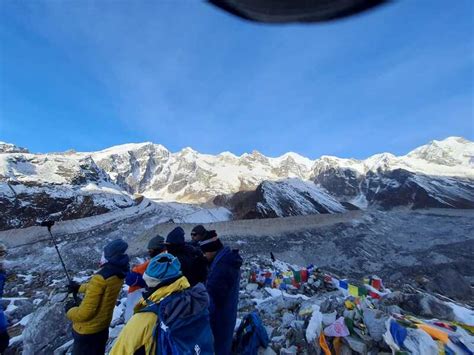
xmin=0 ymin=1 xmax=473 ymax=159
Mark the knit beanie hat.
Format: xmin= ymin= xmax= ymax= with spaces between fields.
xmin=104 ymin=239 xmax=128 ymax=260
xmin=143 ymin=253 xmax=182 ymax=288
xmin=166 ymin=227 xmax=185 ymax=245
xmin=199 ymin=230 xmax=223 ymax=253
xmin=191 ymin=225 xmax=207 ymax=237
xmin=147 ymin=235 xmax=165 ymax=251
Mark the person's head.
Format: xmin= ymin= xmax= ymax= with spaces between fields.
xmin=198 ymin=230 xmax=223 ymax=262
xmin=191 ymin=225 xmax=207 ymax=242
xmin=147 ymin=235 xmax=166 ymax=258
xmin=143 ymin=253 xmax=182 ymax=288
xmin=103 ymin=239 xmax=129 ymax=267
xmin=166 ymin=227 xmax=185 ymax=246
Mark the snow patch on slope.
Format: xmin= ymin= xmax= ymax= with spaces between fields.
xmin=258 ymin=179 xmax=346 ymax=217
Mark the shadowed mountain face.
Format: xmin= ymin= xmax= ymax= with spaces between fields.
xmin=0 ymin=150 xmax=135 ymax=230
xmin=214 ymin=179 xmax=354 ymax=219
xmin=315 ymin=168 xmax=474 ymax=210
xmin=1 ymin=137 xmax=473 ymax=229
xmin=215 ymin=170 xmax=474 ymax=219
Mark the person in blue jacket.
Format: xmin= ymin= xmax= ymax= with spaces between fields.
xmin=0 ymin=308 xmax=8 ymax=354
xmin=199 ymin=230 xmax=242 ymax=355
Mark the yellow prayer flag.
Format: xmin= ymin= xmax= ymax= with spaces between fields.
xmin=345 ymin=300 xmax=355 ymax=310
xmin=348 ymin=284 xmax=358 ymax=297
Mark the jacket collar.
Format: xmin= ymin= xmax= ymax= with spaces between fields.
xmin=136 ymin=276 xmax=190 ymax=310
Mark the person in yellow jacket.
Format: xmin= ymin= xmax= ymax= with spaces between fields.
xmin=110 ymin=253 xmax=214 ymax=355
xmin=66 ymin=239 xmax=129 ymax=355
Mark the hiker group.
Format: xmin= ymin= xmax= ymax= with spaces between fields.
xmin=0 ymin=244 xmax=8 ymax=354
xmin=64 ymin=225 xmax=242 ymax=355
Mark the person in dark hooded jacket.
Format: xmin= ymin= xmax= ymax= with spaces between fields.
xmin=165 ymin=227 xmax=208 ymax=286
xmin=199 ymin=230 xmax=243 ymax=355
xmin=66 ymin=239 xmax=129 ymax=355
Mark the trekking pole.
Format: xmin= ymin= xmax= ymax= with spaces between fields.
xmin=40 ymin=220 xmax=79 ymax=303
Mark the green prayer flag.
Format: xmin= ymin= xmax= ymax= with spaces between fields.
xmin=293 ymin=271 xmax=301 ymax=283
xmin=358 ymin=287 xmax=368 ymax=297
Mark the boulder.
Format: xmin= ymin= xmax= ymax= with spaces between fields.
xmin=279 ymin=345 xmax=298 ymax=354
xmin=381 ymin=291 xmax=455 ymax=321
xmin=281 ymin=312 xmax=296 ymax=328
xmin=246 ymin=283 xmax=259 ymax=292
xmin=22 ymin=302 xmax=72 ymax=355
xmin=344 ymin=336 xmax=368 ymax=354
xmin=363 ymin=308 xmax=387 ymax=342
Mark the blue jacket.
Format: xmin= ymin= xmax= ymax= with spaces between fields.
xmin=0 ymin=309 xmax=7 ymax=333
xmin=206 ymin=247 xmax=242 ymax=355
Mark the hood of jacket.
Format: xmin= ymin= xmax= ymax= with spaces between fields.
xmin=107 ymin=253 xmax=130 ymax=272
xmin=160 ymin=283 xmax=210 ymax=325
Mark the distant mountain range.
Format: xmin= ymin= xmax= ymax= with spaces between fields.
xmin=1 ymin=137 xmax=473 ymax=230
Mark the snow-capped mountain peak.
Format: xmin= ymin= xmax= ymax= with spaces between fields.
xmin=0 ymin=142 xmax=29 ymax=154
xmin=1 ymin=136 xmax=473 ymax=230
xmin=406 ymin=136 xmax=474 ymax=167
xmin=273 ymin=152 xmax=314 ymax=169
xmin=364 ymin=152 xmax=397 ymax=172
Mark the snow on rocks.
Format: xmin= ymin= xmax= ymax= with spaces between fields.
xmin=239 ymin=255 xmax=474 ymax=354
xmin=447 ymin=302 xmax=474 ymax=326
xmin=3 ymin=254 xmax=474 ymax=354
xmin=22 ymin=302 xmax=72 ymax=355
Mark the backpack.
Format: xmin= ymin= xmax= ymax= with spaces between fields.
xmin=138 ymin=286 xmax=214 ymax=355
xmin=232 ymin=311 xmax=269 ymax=355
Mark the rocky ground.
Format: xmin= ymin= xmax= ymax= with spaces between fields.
xmin=2 ymin=255 xmax=473 ymax=354
xmin=0 ymin=208 xmax=473 ymax=353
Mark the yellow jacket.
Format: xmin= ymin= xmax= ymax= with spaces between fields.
xmin=110 ymin=276 xmax=190 ymax=355
xmin=67 ymin=266 xmax=125 ymax=335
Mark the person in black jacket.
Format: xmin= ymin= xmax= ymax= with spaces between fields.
xmin=165 ymin=227 xmax=208 ymax=286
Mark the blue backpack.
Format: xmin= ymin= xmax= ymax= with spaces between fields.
xmin=139 ymin=284 xmax=214 ymax=355
xmin=232 ymin=311 xmax=269 ymax=355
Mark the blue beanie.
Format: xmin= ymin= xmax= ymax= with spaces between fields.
xmin=143 ymin=253 xmax=182 ymax=287
xmin=104 ymin=239 xmax=128 ymax=260
xmin=166 ymin=227 xmax=185 ymax=245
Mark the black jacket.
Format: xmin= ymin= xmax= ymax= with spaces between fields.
xmin=166 ymin=244 xmax=208 ymax=286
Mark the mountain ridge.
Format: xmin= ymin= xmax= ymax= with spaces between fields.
xmin=1 ymin=136 xmax=473 ymax=229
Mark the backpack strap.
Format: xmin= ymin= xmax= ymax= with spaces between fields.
xmin=137 ymin=300 xmax=165 ymax=354
xmin=137 ymin=293 xmax=184 ymax=355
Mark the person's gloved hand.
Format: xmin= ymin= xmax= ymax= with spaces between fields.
xmin=64 ymin=299 xmax=78 ymax=313
xmin=67 ymin=281 xmax=80 ymax=294
xmin=125 ymin=272 xmax=147 ymax=288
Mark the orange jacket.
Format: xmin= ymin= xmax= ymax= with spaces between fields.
xmin=128 ymin=260 xmax=150 ymax=293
